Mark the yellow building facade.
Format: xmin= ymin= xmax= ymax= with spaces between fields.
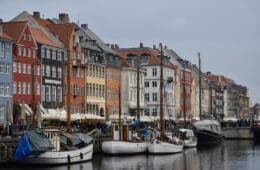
xmin=85 ymin=63 xmax=106 ymax=117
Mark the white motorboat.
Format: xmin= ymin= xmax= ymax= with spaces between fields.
xmin=148 ymin=139 xmax=183 ymax=154
xmin=102 ymin=123 xmax=147 ymax=155
xmin=179 ymin=128 xmax=197 ymax=148
xmin=102 ymin=140 xmax=147 ymax=155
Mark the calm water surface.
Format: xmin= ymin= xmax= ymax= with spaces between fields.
xmin=3 ymin=140 xmax=260 ymax=170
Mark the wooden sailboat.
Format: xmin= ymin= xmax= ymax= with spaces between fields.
xmin=102 ymin=56 xmax=147 ymax=155
xmin=14 ymin=50 xmax=93 ymax=164
xmin=147 ymin=43 xmax=183 ymax=154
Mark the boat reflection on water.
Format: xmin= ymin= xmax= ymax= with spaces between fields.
xmin=100 ymin=155 xmax=147 ymax=170
xmin=100 ymin=150 xmax=197 ymax=170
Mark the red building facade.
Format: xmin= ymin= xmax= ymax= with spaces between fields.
xmin=1 ymin=21 xmax=41 ymax=121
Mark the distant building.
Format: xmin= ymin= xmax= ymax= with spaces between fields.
xmin=116 ymin=43 xmax=176 ymax=121
xmin=0 ymin=25 xmax=13 ymax=128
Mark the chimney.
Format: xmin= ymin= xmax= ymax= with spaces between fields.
xmin=115 ymin=44 xmax=119 ymax=49
xmin=139 ymin=42 xmax=143 ymax=48
xmin=33 ymin=11 xmax=40 ymax=18
xmin=153 ymin=45 xmax=156 ymax=49
xmin=0 ymin=18 xmax=3 ymax=23
xmin=0 ymin=25 xmax=3 ymax=35
xmin=207 ymin=72 xmax=211 ymax=75
xmin=59 ymin=13 xmax=69 ymax=23
xmin=164 ymin=45 xmax=167 ymax=49
xmin=111 ymin=44 xmax=115 ymax=49
xmin=81 ymin=24 xmax=88 ymax=30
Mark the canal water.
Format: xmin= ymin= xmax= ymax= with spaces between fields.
xmin=2 ymin=140 xmax=260 ymax=170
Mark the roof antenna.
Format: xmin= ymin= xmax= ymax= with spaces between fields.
xmin=77 ymin=15 xmax=80 ymax=25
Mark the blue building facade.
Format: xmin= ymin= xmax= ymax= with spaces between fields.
xmin=0 ymin=27 xmax=13 ymax=128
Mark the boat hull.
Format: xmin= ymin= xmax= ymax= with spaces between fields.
xmin=20 ymin=143 xmax=93 ymax=165
xmin=148 ymin=140 xmax=183 ymax=154
xmin=195 ymin=130 xmax=223 ymax=145
xmin=102 ymin=141 xmax=147 ymax=155
xmin=184 ymin=140 xmax=197 ymax=148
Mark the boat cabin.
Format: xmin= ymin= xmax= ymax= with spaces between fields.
xmin=112 ymin=123 xmax=133 ymax=141
xmin=43 ymin=129 xmax=61 ymax=151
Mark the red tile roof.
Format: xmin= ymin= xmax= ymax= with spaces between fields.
xmin=46 ymin=23 xmax=75 ymax=49
xmin=0 ymin=21 xmax=27 ymax=42
xmin=207 ymin=74 xmax=228 ymax=85
xmin=0 ymin=32 xmax=13 ymax=41
xmin=31 ymin=27 xmax=61 ymax=48
xmin=116 ymin=48 xmax=177 ymax=69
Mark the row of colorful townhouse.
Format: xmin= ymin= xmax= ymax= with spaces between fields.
xmin=0 ymin=11 xmax=250 ymax=131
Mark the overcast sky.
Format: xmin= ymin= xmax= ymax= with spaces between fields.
xmin=1 ymin=0 xmax=259 ymax=105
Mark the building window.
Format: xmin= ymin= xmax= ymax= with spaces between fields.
xmin=52 ymin=86 xmax=56 ymax=101
xmin=152 ymin=81 xmax=157 ymax=87
xmin=0 ymin=105 xmax=4 ymax=119
xmin=152 ymin=93 xmax=158 ymax=102
xmin=41 ymin=85 xmax=45 ymax=102
xmin=5 ymin=83 xmax=10 ymax=96
xmin=57 ymin=67 xmax=62 ymax=78
xmin=27 ymin=83 xmax=31 ymax=95
xmin=18 ymin=46 xmax=22 ymax=56
xmin=46 ymin=49 xmax=50 ymax=59
xmin=23 ymin=47 xmax=26 ymax=57
xmin=152 ymin=68 xmax=157 ymax=77
xmin=52 ymin=66 xmax=56 ymax=77
xmin=13 ymin=62 xmax=17 ymax=72
xmin=13 ymin=81 xmax=17 ymax=94
xmin=41 ymin=65 xmax=45 ymax=76
xmin=18 ymin=63 xmax=21 ymax=73
xmin=145 ymin=81 xmax=149 ymax=87
xmin=36 ymin=82 xmax=40 ymax=95
xmin=145 ymin=93 xmax=149 ymax=102
xmin=37 ymin=66 xmax=40 ymax=75
xmin=0 ymin=83 xmax=4 ymax=96
xmin=45 ymin=86 xmax=50 ymax=102
xmin=6 ymin=63 xmax=10 ymax=73
xmin=0 ymin=62 xmax=4 ymax=73
xmin=22 ymin=64 xmax=26 ymax=74
xmin=22 ymin=82 xmax=26 ymax=94
xmin=18 ymin=82 xmax=22 ymax=94
xmin=28 ymin=48 xmax=31 ymax=58
xmin=152 ymin=108 xmax=157 ymax=116
xmin=27 ymin=64 xmax=31 ymax=74
xmin=57 ymin=87 xmax=62 ymax=102
xmin=46 ymin=65 xmax=50 ymax=77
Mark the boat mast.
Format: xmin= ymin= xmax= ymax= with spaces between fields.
xmin=67 ymin=50 xmax=72 ymax=133
xmin=32 ymin=51 xmax=36 ymax=128
xmin=136 ymin=55 xmax=140 ymax=121
xmin=182 ymin=60 xmax=186 ymax=128
xmin=159 ymin=43 xmax=164 ymax=136
xmin=118 ymin=87 xmax=121 ymax=140
xmin=198 ymin=52 xmax=202 ymax=120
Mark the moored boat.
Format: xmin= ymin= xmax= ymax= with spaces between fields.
xmin=102 ymin=123 xmax=147 ymax=155
xmin=179 ymin=128 xmax=197 ymax=148
xmin=193 ymin=119 xmax=223 ymax=145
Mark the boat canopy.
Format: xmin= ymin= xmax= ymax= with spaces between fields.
xmin=179 ymin=129 xmax=194 ymax=137
xmin=193 ymin=119 xmax=220 ymax=126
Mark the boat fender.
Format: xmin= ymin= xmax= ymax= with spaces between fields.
xmin=68 ymin=155 xmax=71 ymax=163
xmin=80 ymin=152 xmax=83 ymax=159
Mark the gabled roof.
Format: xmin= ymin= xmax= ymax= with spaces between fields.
xmin=11 ymin=11 xmax=64 ymax=48
xmin=81 ymin=27 xmax=115 ymax=54
xmin=0 ymin=21 xmax=27 ymax=42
